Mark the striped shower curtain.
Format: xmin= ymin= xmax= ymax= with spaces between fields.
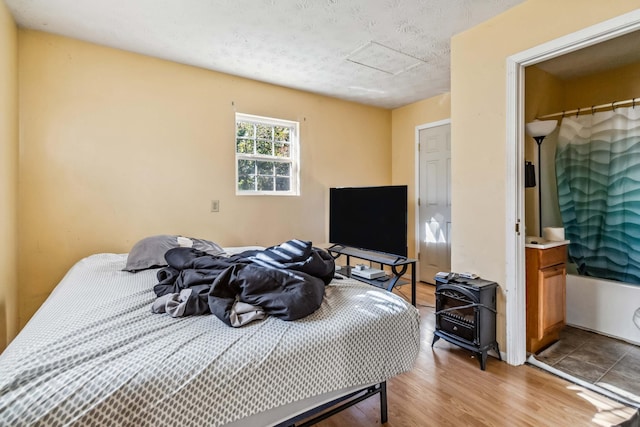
xmin=556 ymin=106 xmax=640 ymax=285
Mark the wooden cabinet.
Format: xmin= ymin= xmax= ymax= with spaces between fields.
xmin=526 ymin=245 xmax=567 ymax=353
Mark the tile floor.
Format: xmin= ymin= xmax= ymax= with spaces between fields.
xmin=534 ymin=325 xmax=640 ymax=405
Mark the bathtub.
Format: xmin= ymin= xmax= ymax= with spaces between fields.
xmin=566 ymin=274 xmax=640 ymax=345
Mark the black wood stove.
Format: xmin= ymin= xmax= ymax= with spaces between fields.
xmin=432 ymin=275 xmax=501 ymax=370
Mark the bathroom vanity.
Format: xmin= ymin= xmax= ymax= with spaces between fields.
xmin=525 ymin=238 xmax=570 ymax=354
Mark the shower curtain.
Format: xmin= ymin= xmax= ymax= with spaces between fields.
xmin=556 ymin=106 xmax=640 ymax=285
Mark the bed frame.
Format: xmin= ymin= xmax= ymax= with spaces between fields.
xmin=276 ymin=382 xmax=387 ymax=427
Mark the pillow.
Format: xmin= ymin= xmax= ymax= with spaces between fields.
xmin=189 ymin=237 xmax=226 ymax=256
xmin=124 ymin=235 xmax=225 ymax=272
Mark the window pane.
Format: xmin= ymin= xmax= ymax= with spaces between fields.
xmin=238 ymin=175 xmax=255 ymax=191
xmin=257 ymin=176 xmax=274 ymax=191
xmin=236 ymin=139 xmax=254 ymax=154
xmin=237 ymin=122 xmax=254 ymax=138
xmin=235 ymin=113 xmax=298 ymax=196
xmin=274 ymin=142 xmax=290 ymax=158
xmin=276 ymin=177 xmax=290 ymax=191
xmin=238 ymin=159 xmax=256 ymax=175
xmin=274 ymin=126 xmax=290 ymax=142
xmin=257 ymin=161 xmax=274 ymax=175
xmin=256 ymin=140 xmax=272 ymax=155
xmin=256 ymin=124 xmax=272 ymax=140
xmin=275 ymin=162 xmax=290 ymax=176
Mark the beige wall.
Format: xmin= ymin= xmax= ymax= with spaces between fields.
xmin=524 ymin=66 xmax=563 ymax=235
xmin=451 ymin=1 xmax=638 ymax=346
xmin=391 ymin=94 xmax=451 ymax=260
xmin=564 ymin=61 xmax=640 ymax=108
xmin=0 ymin=1 xmax=19 ymax=351
xmin=17 ymin=31 xmax=391 ymax=327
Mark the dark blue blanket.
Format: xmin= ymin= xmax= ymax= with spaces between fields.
xmin=153 ymin=239 xmax=335 ymax=326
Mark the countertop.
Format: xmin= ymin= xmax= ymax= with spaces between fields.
xmin=525 ymin=237 xmax=570 ymax=249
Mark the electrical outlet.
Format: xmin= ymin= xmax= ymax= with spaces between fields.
xmin=211 ymin=200 xmax=219 ymax=212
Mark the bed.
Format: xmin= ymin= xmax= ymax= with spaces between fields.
xmin=0 ymin=239 xmax=420 ymax=426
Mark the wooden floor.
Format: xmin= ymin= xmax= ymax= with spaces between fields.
xmin=311 ymin=282 xmax=639 ymax=427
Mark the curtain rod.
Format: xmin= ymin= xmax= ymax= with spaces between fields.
xmin=536 ymin=97 xmax=639 ymax=120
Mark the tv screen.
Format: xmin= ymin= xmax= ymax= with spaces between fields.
xmin=329 ymin=185 xmax=408 ymax=257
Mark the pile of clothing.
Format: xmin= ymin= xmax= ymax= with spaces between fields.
xmin=152 ymin=239 xmax=335 ymax=326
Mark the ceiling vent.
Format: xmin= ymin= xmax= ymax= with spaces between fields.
xmin=346 ymin=41 xmax=426 ymax=75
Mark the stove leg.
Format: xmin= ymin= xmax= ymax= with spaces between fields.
xmin=431 ymin=334 xmax=440 ymax=347
xmin=479 ymin=351 xmax=488 ymax=371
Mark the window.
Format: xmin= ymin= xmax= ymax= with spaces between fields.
xmin=235 ymin=113 xmax=300 ymax=196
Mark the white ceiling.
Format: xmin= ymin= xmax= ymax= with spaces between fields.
xmin=4 ymin=0 xmax=526 ymax=109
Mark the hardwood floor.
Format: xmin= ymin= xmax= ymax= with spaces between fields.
xmin=311 ymin=282 xmax=639 ymax=427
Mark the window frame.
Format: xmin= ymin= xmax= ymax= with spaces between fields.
xmin=235 ymin=113 xmax=300 ymax=196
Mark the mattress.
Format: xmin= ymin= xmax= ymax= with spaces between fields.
xmin=0 ymin=252 xmax=420 ymax=426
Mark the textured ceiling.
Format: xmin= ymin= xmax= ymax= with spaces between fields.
xmin=5 ymin=0 xmax=526 ymax=109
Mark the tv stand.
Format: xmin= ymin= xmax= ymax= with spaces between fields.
xmin=327 ymin=244 xmax=417 ymax=306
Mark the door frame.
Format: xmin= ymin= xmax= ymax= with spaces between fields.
xmin=505 ymin=9 xmax=640 ymax=365
xmin=414 ymin=118 xmax=451 ymax=283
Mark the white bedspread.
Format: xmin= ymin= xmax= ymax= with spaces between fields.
xmin=0 ymin=253 xmax=420 ymax=426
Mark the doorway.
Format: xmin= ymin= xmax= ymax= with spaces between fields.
xmin=416 ymin=120 xmax=451 ymax=284
xmin=505 ymin=10 xmax=640 ymax=366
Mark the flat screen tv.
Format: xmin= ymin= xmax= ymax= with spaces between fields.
xmin=329 ymin=185 xmax=408 ymax=257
